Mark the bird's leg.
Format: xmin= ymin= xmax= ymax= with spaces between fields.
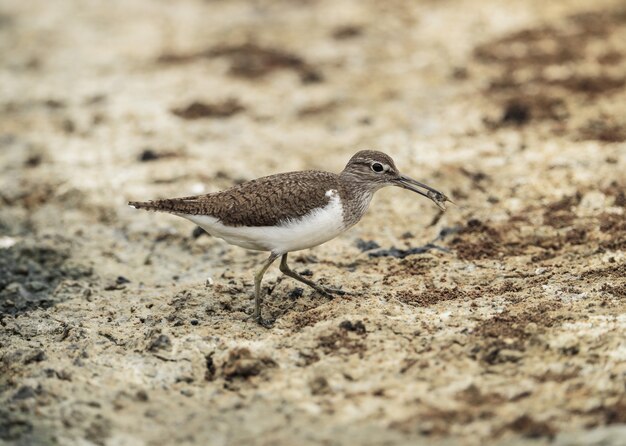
xmin=279 ymin=253 xmax=345 ymax=298
xmin=253 ymin=252 xmax=280 ymax=326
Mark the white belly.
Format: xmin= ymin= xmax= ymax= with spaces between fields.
xmin=180 ymin=191 xmax=347 ymax=254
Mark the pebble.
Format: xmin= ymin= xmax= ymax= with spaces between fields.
xmin=0 ymin=236 xmax=17 ymax=248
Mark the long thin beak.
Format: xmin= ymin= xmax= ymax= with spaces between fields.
xmin=394 ymin=174 xmax=451 ymax=211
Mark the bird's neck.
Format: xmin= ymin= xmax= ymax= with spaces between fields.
xmin=338 ymin=175 xmax=375 ymax=228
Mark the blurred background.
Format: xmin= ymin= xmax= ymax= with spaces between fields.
xmin=1 ymin=0 xmax=625 ymax=445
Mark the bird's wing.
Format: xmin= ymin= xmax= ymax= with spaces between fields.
xmin=129 ymin=171 xmax=341 ymax=227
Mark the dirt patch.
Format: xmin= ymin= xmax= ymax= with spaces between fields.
xmin=0 ymin=409 xmax=34 ymax=442
xmin=601 ymin=284 xmax=626 ymax=299
xmin=220 ymin=347 xmax=277 ymax=381
xmin=581 ymin=262 xmax=626 ymax=280
xmin=578 ymin=119 xmax=626 ymax=142
xmin=382 ymin=256 xmax=441 ymax=284
xmin=475 ymin=9 xmax=626 ymax=66
xmin=456 ymin=384 xmax=506 ymax=406
xmin=397 ymin=286 xmax=478 ymax=307
xmin=391 ymin=406 xmax=480 ymax=436
xmin=470 ymin=301 xmax=563 ymax=364
xmin=600 ymin=213 xmax=626 ymax=233
xmin=475 ymin=6 xmax=626 ymax=138
xmin=171 ymin=99 xmax=245 ymax=120
xmin=445 ymin=190 xmax=620 ymax=262
xmin=597 ymin=398 xmax=626 ymax=425
xmin=492 ymin=95 xmax=567 ymax=127
xmin=543 ymin=193 xmax=581 ymax=228
xmin=475 ymin=27 xmax=579 ymax=66
xmin=448 ymin=218 xmax=510 ymax=260
xmin=603 ymin=183 xmax=626 ymax=207
xmin=159 ymin=43 xmax=323 ymax=83
xmin=331 ymin=25 xmax=363 ymax=40
xmin=0 ymin=239 xmax=93 ymax=317
xmin=505 ymin=415 xmax=556 ymax=439
xmin=317 ymin=320 xmax=368 ymax=356
xmin=551 ymin=75 xmax=626 ymax=95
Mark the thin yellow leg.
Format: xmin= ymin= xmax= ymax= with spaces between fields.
xmin=253 ymin=253 xmax=279 ymax=325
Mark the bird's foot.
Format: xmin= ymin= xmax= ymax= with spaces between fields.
xmin=245 ymin=312 xmax=275 ymax=328
xmin=316 ymin=285 xmax=347 ymax=298
xmin=255 ymin=316 xmax=275 ymax=328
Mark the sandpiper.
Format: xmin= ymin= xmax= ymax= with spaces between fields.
xmin=129 ymin=150 xmax=450 ymax=325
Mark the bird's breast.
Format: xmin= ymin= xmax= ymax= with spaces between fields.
xmin=340 ymin=189 xmax=373 ymax=229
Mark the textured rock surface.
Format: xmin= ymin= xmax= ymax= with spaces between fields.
xmin=1 ymin=0 xmax=624 ymax=445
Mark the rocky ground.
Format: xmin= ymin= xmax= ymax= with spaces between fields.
xmin=1 ymin=0 xmax=625 ymax=445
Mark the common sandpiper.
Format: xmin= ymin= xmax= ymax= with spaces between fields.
xmin=129 ymin=150 xmax=450 ymax=325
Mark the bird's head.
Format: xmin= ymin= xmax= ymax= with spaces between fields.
xmin=341 ymin=150 xmax=451 ymax=211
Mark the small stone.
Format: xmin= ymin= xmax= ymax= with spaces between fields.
xmin=135 ymin=390 xmax=149 ymax=402
xmin=560 ymin=345 xmax=580 ymax=356
xmin=116 ymin=276 xmax=131 ymax=285
xmin=56 ymin=370 xmax=72 ymax=381
xmin=180 ymin=389 xmax=194 ymax=397
xmin=13 ymin=386 xmax=37 ymax=400
xmin=309 ymin=376 xmax=331 ymax=395
xmin=288 ymin=288 xmax=304 ymax=299
xmin=0 ymin=236 xmax=17 ymax=248
xmin=147 ymin=334 xmax=172 ymax=352
xmin=508 ymin=415 xmax=555 ymax=439
xmin=192 ymin=227 xmax=207 ymax=238
xmin=138 ymin=149 xmax=159 ymax=162
xmin=23 ymin=350 xmax=46 ymax=364
xmin=205 ymin=354 xmax=217 ymax=381
xmin=221 ymin=348 xmax=277 ymax=380
xmin=339 ymin=320 xmax=366 ymax=334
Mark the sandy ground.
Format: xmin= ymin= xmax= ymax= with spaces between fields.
xmin=1 ymin=0 xmax=625 ymax=445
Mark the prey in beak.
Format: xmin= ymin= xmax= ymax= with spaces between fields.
xmin=395 ymin=175 xmax=452 ymax=211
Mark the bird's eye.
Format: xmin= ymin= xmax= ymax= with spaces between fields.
xmin=371 ymin=162 xmax=384 ymax=173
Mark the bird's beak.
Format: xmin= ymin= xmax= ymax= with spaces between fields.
xmin=394 ymin=175 xmax=451 ymax=211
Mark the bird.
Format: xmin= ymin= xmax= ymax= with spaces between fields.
xmin=129 ymin=150 xmax=450 ymax=325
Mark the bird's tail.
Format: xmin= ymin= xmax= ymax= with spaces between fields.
xmin=128 ymin=198 xmax=203 ymax=214
xmin=128 ymin=200 xmax=177 ymax=213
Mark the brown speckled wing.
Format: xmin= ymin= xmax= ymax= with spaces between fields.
xmin=130 ymin=171 xmax=341 ymax=227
